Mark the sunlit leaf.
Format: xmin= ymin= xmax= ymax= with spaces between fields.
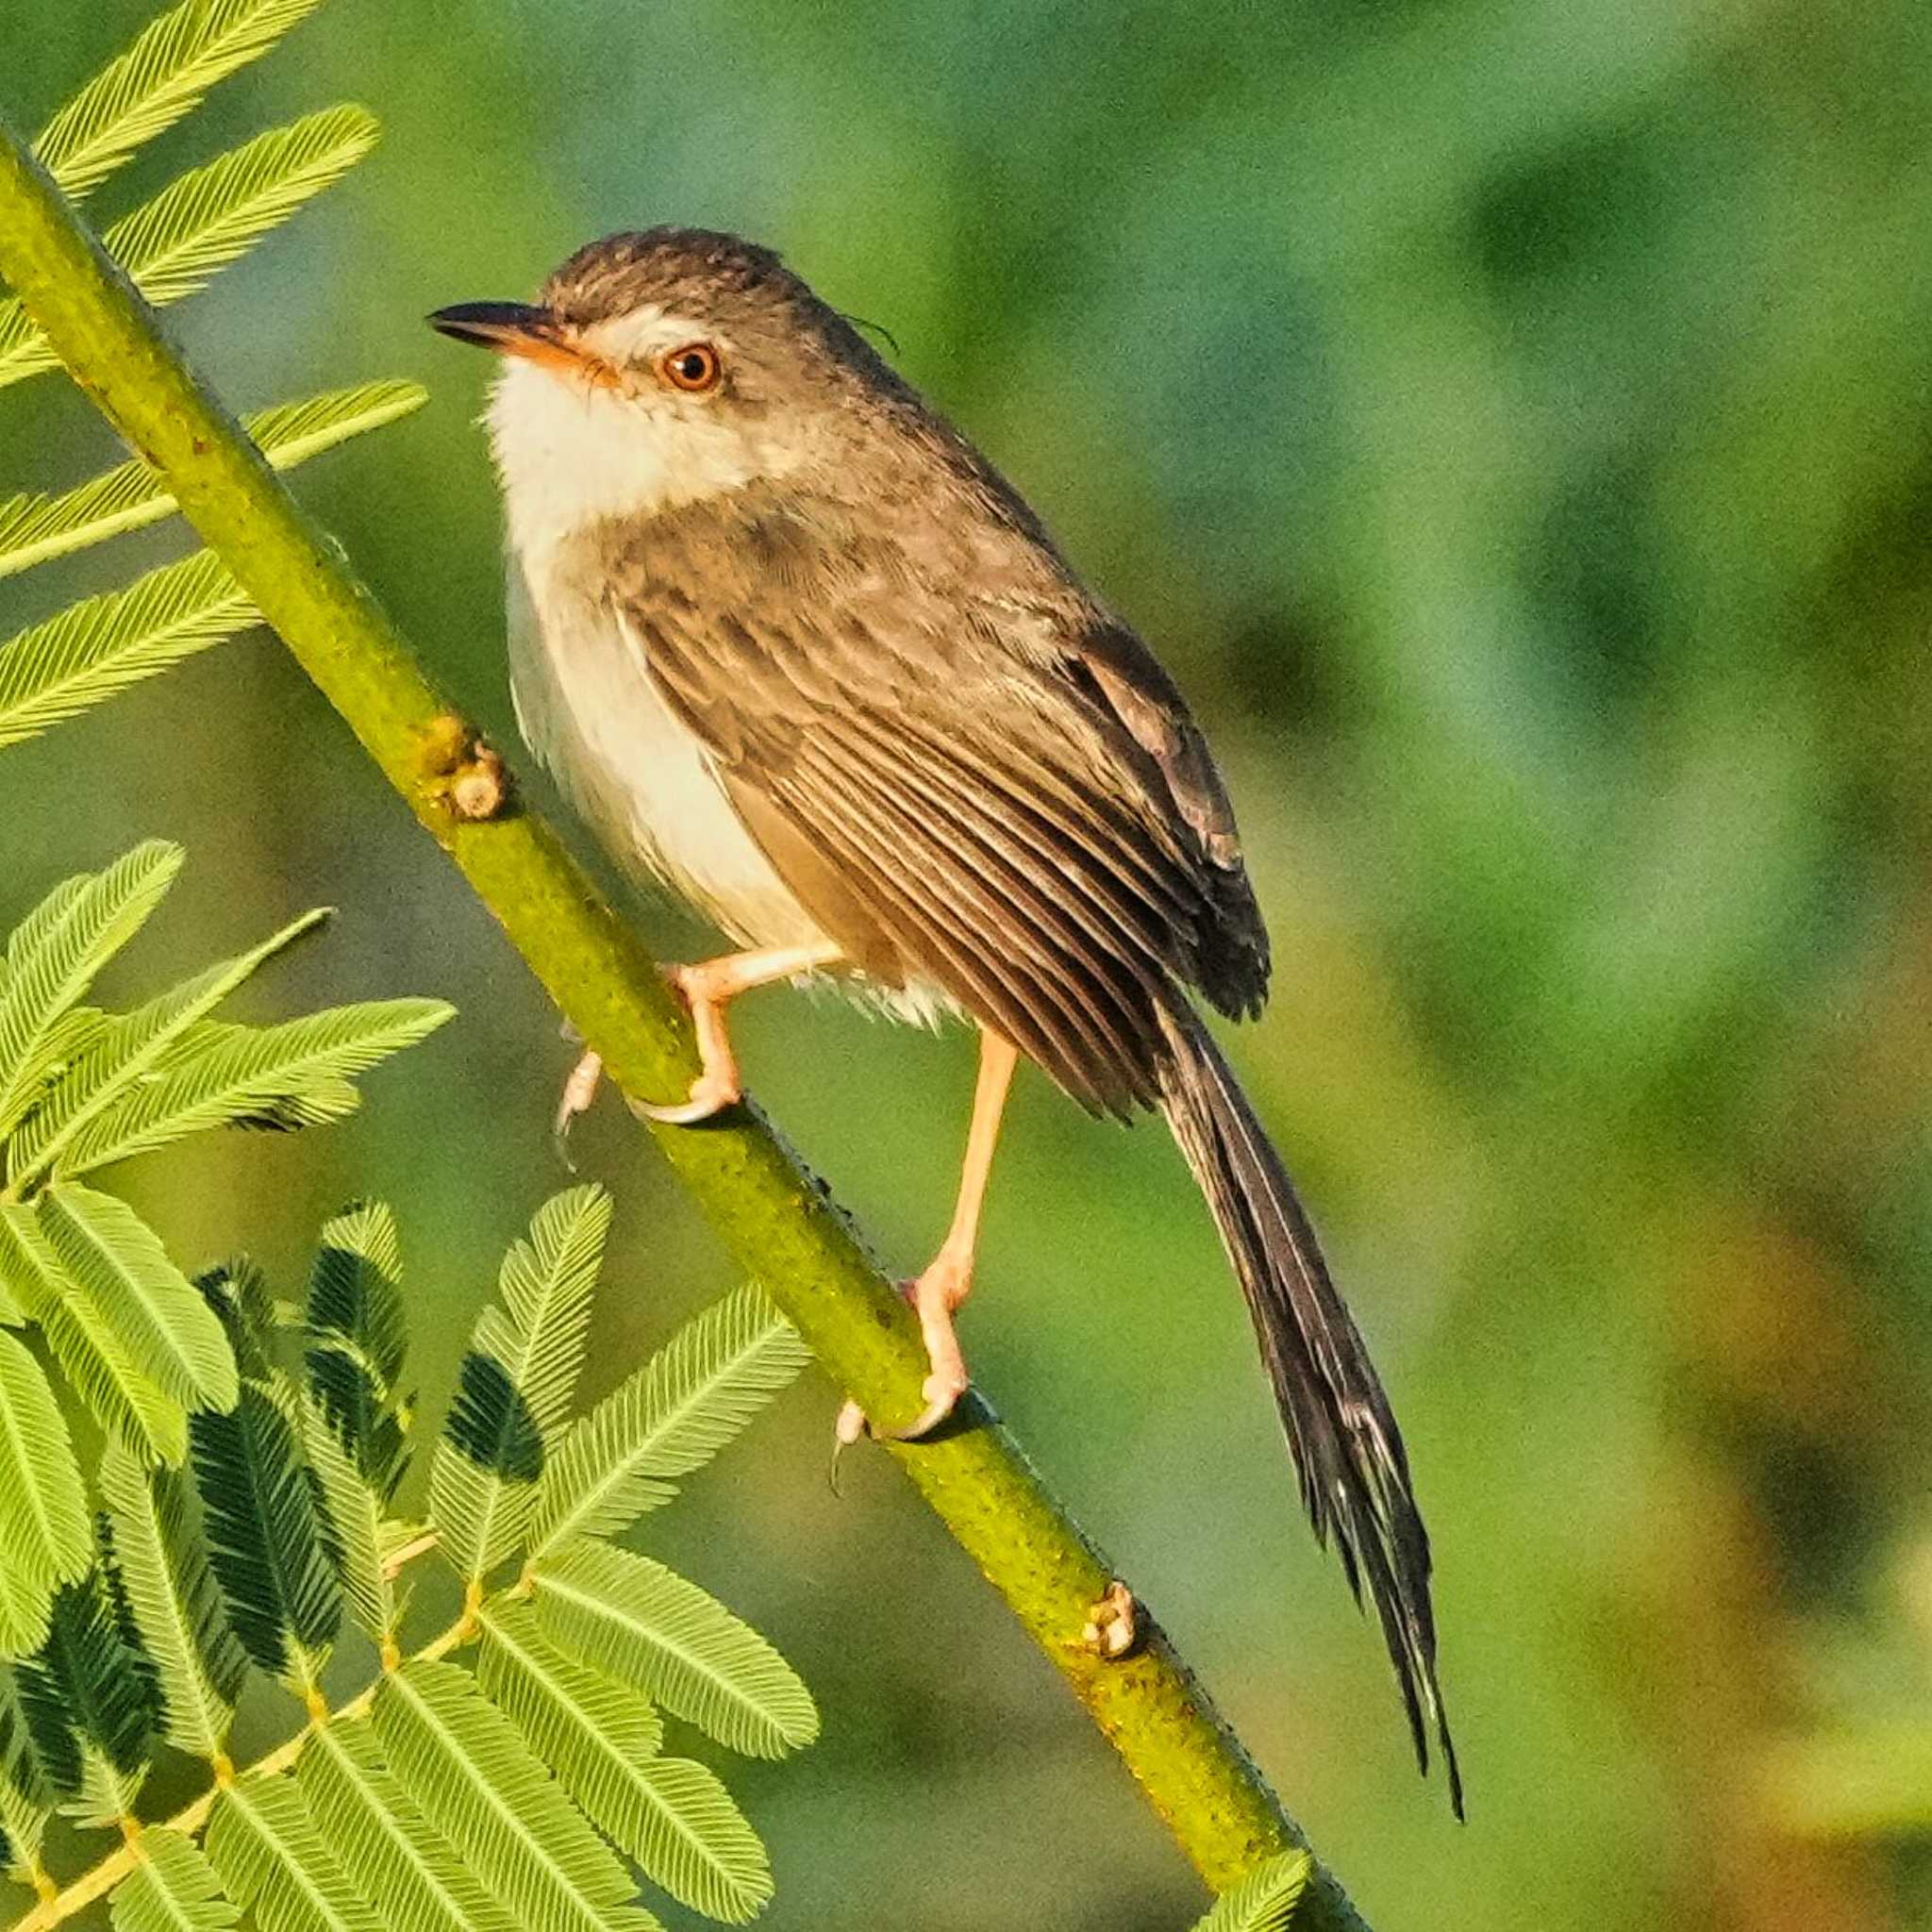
xmin=0 ymin=1202 xmax=187 ymax=1466
xmin=205 ymin=1772 xmax=381 ymax=1932
xmin=477 ymin=1598 xmax=772 ymax=1923
xmin=13 ymin=908 xmax=327 ymax=1188
xmin=0 ymin=552 xmax=255 ymax=752
xmin=0 ymin=382 xmax=425 ymax=581
xmin=51 ymin=997 xmax=454 ymax=1178
xmin=0 ymin=107 xmax=382 ymax=390
xmin=528 ymin=1283 xmax=806 ymax=1558
xmin=297 ymin=1717 xmax=521 ymax=1932
xmin=0 ymin=1329 xmax=92 ymax=1658
xmin=430 ymin=1187 xmax=609 ymax=1584
xmin=371 ymin=1658 xmax=658 ymax=1932
xmin=36 ymin=0 xmax=328 ymax=201
xmin=0 ymin=842 xmax=182 ymax=1140
xmin=34 ymin=1185 xmax=238 ymax=1415
xmin=530 ymin=1541 xmax=817 ymax=1761
xmin=1189 ymin=1851 xmax=1314 ymax=1932
xmin=111 ymin=1826 xmax=242 ymax=1932
xmin=99 ymin=1445 xmax=246 ymax=1763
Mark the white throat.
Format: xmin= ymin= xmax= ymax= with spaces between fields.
xmin=484 ymin=358 xmax=758 ymax=567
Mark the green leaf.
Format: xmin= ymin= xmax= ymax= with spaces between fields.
xmin=1190 ymin=1851 xmax=1314 ymax=1932
xmin=529 ymin=1284 xmax=807 ymax=1559
xmin=51 ymin=996 xmax=454 ymax=1179
xmin=15 ymin=1569 xmax=158 ymax=1825
xmin=304 ymin=1199 xmax=408 ymax=1500
xmin=430 ymin=1186 xmax=610 ymax=1584
xmin=297 ymin=1392 xmax=393 ymax=1648
xmin=0 ymin=1329 xmax=92 ymax=1657
xmin=34 ymin=1185 xmax=238 ymax=1413
xmin=35 ymin=0 xmax=328 ymax=202
xmin=0 ymin=108 xmax=382 ymax=390
xmin=13 ymin=907 xmax=325 ymax=1189
xmin=0 ymin=1654 xmax=76 ymax=1816
xmin=0 ymin=382 xmax=426 ymax=582
xmin=112 ymin=1826 xmax=242 ymax=1932
xmin=98 ymin=1444 xmax=246 ymax=1762
xmin=297 ymin=1717 xmax=521 ymax=1932
xmin=371 ymin=1658 xmax=659 ymax=1932
xmin=531 ymin=1541 xmax=817 ymax=1761
xmin=191 ymin=1383 xmax=341 ymax=1694
xmin=477 ymin=1598 xmax=773 ymax=1924
xmin=205 ymin=1772 xmax=381 ymax=1932
xmin=0 ymin=1202 xmax=187 ymax=1465
xmin=0 ymin=1771 xmax=48 ymax=1891
xmin=0 ymin=841 xmax=182 ymax=1138
xmin=0 ymin=550 xmax=255 ymax=753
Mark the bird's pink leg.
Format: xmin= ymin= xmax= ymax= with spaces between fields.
xmin=554 ymin=940 xmax=842 ymax=1140
xmin=838 ymin=1027 xmax=1019 ymax=1444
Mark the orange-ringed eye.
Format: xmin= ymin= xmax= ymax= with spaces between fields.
xmin=658 ymin=342 xmax=721 ymax=392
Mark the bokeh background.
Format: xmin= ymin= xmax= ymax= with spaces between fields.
xmin=5 ymin=3 xmax=1930 ymax=1926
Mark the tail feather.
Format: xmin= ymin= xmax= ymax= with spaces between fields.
xmin=1158 ymin=1006 xmax=1462 ymax=1817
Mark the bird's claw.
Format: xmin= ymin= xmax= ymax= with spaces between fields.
xmin=625 ymin=1067 xmax=742 ymax=1125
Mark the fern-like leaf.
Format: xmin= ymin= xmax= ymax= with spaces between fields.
xmin=111 ymin=1826 xmax=242 ymax=1932
xmin=98 ymin=1445 xmax=246 ymax=1762
xmin=0 ymin=107 xmax=381 ymax=390
xmin=12 ymin=908 xmax=327 ymax=1188
xmin=476 ymin=1598 xmax=773 ymax=1924
xmin=0 ymin=1329 xmax=92 ymax=1657
xmin=0 ymin=841 xmax=183 ymax=1138
xmin=0 ymin=1717 xmax=50 ymax=1890
xmin=297 ymin=1393 xmax=392 ymax=1648
xmin=304 ymin=1199 xmax=408 ymax=1499
xmin=0 ymin=1655 xmax=78 ymax=1811
xmin=205 ymin=1772 xmax=381 ymax=1932
xmin=0 ymin=551 xmax=255 ymax=752
xmin=15 ymin=1569 xmax=159 ymax=1825
xmin=531 ymin=1541 xmax=817 ymax=1761
xmin=528 ymin=1284 xmax=806 ymax=1558
xmin=0 ymin=1202 xmax=188 ymax=1465
xmin=35 ymin=0 xmax=327 ymax=202
xmin=34 ymin=1185 xmax=238 ymax=1414
xmin=1190 ymin=1851 xmax=1315 ymax=1932
xmin=0 ymin=381 xmax=425 ymax=581
xmin=430 ymin=1186 xmax=609 ymax=1583
xmin=190 ymin=1383 xmax=341 ymax=1694
xmin=372 ymin=1659 xmax=658 ymax=1932
xmin=297 ymin=1717 xmax=521 ymax=1932
xmin=50 ymin=996 xmax=453 ymax=1178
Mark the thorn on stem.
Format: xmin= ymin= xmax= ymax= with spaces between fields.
xmin=420 ymin=712 xmax=512 ymax=821
xmin=1082 ymin=1579 xmax=1141 ymax=1660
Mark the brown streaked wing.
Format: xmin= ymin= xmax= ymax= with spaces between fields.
xmin=626 ymin=615 xmax=1216 ymax=1111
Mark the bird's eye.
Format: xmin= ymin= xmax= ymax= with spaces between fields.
xmin=657 ymin=342 xmax=722 ymax=392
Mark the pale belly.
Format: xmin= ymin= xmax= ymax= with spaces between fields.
xmin=506 ymin=557 xmax=952 ymax=1026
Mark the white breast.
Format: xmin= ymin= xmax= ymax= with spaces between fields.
xmin=506 ymin=552 xmax=831 ymax=953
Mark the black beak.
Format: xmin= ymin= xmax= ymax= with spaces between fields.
xmin=426 ymin=301 xmax=567 ymax=353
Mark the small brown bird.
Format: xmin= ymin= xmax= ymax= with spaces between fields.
xmin=430 ymin=227 xmax=1459 ymax=1811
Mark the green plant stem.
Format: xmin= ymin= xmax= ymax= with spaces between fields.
xmin=0 ymin=120 xmax=1369 ymax=1927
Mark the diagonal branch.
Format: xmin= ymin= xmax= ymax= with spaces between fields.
xmin=0 ymin=119 xmax=1370 ymax=1928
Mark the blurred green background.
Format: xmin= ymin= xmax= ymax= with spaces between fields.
xmin=5 ymin=2 xmax=1930 ymax=1926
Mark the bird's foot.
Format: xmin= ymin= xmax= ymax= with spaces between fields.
xmin=828 ymin=1257 xmax=974 ymax=1459
xmin=627 ymin=961 xmax=745 ymax=1124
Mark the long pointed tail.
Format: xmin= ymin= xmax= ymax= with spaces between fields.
xmin=1158 ymin=1006 xmax=1461 ymax=1816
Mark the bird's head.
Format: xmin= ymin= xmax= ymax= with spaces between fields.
xmin=430 ymin=227 xmax=892 ymax=561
